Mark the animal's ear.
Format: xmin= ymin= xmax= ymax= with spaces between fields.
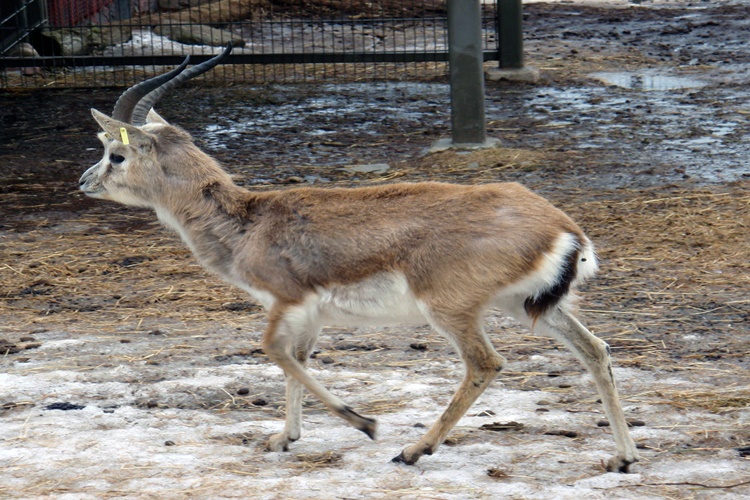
xmin=91 ymin=108 xmax=154 ymax=150
xmin=146 ymin=108 xmax=170 ymax=125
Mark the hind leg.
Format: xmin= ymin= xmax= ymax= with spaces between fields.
xmin=535 ymin=307 xmax=640 ymax=472
xmin=393 ymin=311 xmax=506 ymax=465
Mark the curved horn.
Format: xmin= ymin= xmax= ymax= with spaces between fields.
xmin=131 ymin=43 xmax=234 ymax=126
xmin=112 ymin=56 xmax=191 ymax=123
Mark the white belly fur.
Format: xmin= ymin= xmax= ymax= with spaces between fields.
xmin=318 ymin=271 xmax=427 ymax=327
xmin=233 ymin=271 xmax=427 ymax=328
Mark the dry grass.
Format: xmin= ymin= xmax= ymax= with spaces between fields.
xmin=291 ymin=451 xmax=345 ymax=470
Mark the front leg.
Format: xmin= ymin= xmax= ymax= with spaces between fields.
xmin=266 ymin=372 xmax=305 ymax=452
xmin=266 ymin=321 xmax=321 ymax=452
xmin=263 ymin=304 xmax=376 ymax=451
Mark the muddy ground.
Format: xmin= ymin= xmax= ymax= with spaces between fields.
xmin=1 ymin=1 xmax=749 ymax=498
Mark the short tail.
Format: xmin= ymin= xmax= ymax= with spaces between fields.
xmin=523 ymin=234 xmax=598 ymax=320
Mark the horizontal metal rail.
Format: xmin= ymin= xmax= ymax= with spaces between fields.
xmin=0 ymin=50 xmax=500 ymax=68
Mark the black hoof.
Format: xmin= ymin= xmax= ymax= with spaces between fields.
xmin=391 ymin=452 xmax=415 ymax=465
xmin=264 ymin=442 xmax=289 ymax=452
xmin=606 ymin=458 xmax=637 ymax=473
xmin=359 ymin=419 xmax=377 ymax=440
xmin=340 ymin=406 xmax=377 ymax=440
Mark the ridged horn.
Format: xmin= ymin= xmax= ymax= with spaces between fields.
xmin=131 ymin=43 xmax=234 ymax=126
xmin=112 ymin=56 xmax=191 ymax=123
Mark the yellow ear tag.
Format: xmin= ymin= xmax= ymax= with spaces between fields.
xmin=119 ymin=127 xmax=130 ymax=145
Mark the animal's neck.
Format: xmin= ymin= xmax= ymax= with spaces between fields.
xmin=155 ymin=178 xmax=254 ymax=276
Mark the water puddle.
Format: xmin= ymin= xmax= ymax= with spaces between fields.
xmin=201 ymin=83 xmax=448 ymax=166
xmin=590 ymin=72 xmax=707 ymax=91
xmin=195 ymin=81 xmax=748 ymax=188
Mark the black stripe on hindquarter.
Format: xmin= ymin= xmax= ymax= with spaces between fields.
xmin=523 ymin=241 xmax=580 ymax=320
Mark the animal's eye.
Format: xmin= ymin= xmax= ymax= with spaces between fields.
xmin=109 ymin=153 xmax=125 ymax=164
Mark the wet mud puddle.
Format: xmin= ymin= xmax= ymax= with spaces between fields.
xmin=590 ymin=71 xmax=707 ymax=91
xmin=197 ymin=81 xmax=750 ymax=187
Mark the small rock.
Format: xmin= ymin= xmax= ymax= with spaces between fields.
xmin=487 ymin=467 xmax=510 ymax=479
xmin=45 ymin=402 xmax=85 ymax=411
xmin=343 ymin=164 xmax=391 ymax=174
xmin=278 ymin=176 xmax=304 ymax=184
xmin=544 ymin=429 xmax=578 ymax=438
xmin=0 ymin=339 xmax=21 ymax=354
xmin=481 ymin=421 xmax=525 ymax=432
xmin=237 ymin=387 xmax=250 ymax=396
xmin=598 ymin=419 xmax=645 ymax=428
xmin=6 ymin=43 xmax=43 ymax=75
xmin=304 ymin=175 xmax=330 ymax=184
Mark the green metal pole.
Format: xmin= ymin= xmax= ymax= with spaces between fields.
xmin=498 ymin=0 xmax=524 ymax=69
xmin=447 ymin=0 xmax=486 ymax=146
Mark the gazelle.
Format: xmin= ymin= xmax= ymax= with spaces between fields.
xmin=79 ymin=46 xmax=639 ymax=472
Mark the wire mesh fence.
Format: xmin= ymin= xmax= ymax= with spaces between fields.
xmin=1 ymin=0 xmax=500 ymax=88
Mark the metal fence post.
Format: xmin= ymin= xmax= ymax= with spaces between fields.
xmin=444 ymin=0 xmax=492 ymax=148
xmin=487 ymin=0 xmax=539 ymax=82
xmin=498 ymin=0 xmax=524 ymax=69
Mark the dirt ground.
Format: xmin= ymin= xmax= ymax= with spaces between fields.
xmin=1 ymin=1 xmax=749 ymax=498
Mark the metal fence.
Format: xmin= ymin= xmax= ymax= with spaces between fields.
xmin=1 ymin=0 xmax=501 ymax=88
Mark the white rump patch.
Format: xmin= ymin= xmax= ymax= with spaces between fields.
xmin=493 ymin=232 xmax=597 ymax=307
xmin=575 ymin=236 xmax=599 ymax=284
